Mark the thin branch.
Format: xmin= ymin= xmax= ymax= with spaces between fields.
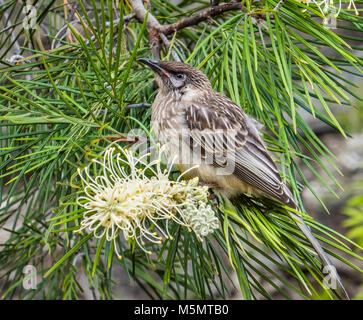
xmin=125 ymin=103 xmax=151 ymax=109
xmin=128 ymin=0 xmax=163 ymax=59
xmin=124 ymin=12 xmax=137 ymax=24
xmin=130 ymin=0 xmax=243 ymax=34
xmin=128 ymin=0 xmax=161 ymax=30
xmin=102 ymin=136 xmax=137 ymax=142
xmin=128 ymin=0 xmax=242 ymax=61
xmin=129 ymin=0 xmax=183 ymax=60
xmin=105 ymin=13 xmax=136 ymax=27
xmin=158 ymin=2 xmax=243 ymax=35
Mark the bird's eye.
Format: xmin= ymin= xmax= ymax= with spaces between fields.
xmin=176 ymin=73 xmax=184 ymax=79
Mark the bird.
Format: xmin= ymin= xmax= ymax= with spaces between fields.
xmin=138 ymin=57 xmax=349 ymax=299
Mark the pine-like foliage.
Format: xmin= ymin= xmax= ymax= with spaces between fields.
xmin=0 ymin=0 xmax=362 ymax=300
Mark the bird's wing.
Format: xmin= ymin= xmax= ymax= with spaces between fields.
xmin=184 ymin=96 xmax=351 ymax=297
xmin=184 ymin=95 xmax=294 ymax=206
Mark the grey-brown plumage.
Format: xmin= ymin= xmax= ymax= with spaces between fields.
xmin=138 ymin=58 xmax=349 ymax=299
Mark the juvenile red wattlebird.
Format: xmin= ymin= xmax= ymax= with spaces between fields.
xmin=138 ymin=58 xmax=349 ymax=299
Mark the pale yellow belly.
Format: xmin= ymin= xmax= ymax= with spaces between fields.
xmin=156 ymin=127 xmax=263 ymax=199
xmin=175 ymin=162 xmax=264 ymax=199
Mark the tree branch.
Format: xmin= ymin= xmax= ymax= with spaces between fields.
xmin=158 ymin=2 xmax=243 ymax=35
xmin=128 ymin=0 xmax=243 ymax=61
xmin=128 ymin=0 xmax=163 ymax=59
xmin=125 ymin=103 xmax=151 ymax=109
xmin=128 ymin=0 xmax=161 ymax=30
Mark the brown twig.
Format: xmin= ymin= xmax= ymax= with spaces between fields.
xmin=128 ymin=0 xmax=164 ymax=60
xmin=158 ymin=2 xmax=243 ymax=35
xmin=102 ymin=136 xmax=140 ymax=149
xmin=102 ymin=136 xmax=133 ymax=141
xmin=125 ymin=103 xmax=151 ymax=109
xmin=128 ymin=0 xmax=243 ymax=60
xmin=130 ymin=0 xmax=242 ymax=34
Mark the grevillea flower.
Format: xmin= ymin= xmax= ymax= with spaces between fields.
xmin=300 ymin=0 xmax=359 ymax=19
xmin=182 ymin=201 xmax=220 ymax=238
xmin=76 ymin=145 xmax=219 ymax=257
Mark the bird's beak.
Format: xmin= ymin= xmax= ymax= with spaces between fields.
xmin=137 ymin=58 xmax=170 ymax=78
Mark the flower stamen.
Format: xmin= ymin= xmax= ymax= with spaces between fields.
xmin=76 ymin=145 xmax=219 ymax=253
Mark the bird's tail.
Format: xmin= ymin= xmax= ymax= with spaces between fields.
xmin=287 ymin=200 xmax=350 ymax=299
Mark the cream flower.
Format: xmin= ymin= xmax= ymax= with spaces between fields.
xmin=300 ymin=0 xmax=359 ymax=18
xmin=182 ymin=201 xmax=220 ymax=239
xmin=76 ymin=145 xmax=219 ymax=257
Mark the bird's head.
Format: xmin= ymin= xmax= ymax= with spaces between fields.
xmin=138 ymin=58 xmax=212 ymax=96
